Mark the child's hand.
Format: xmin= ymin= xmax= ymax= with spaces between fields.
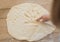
xmin=36 ymin=15 xmax=50 ymax=22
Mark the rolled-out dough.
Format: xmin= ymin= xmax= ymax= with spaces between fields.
xmin=7 ymin=3 xmax=55 ymax=41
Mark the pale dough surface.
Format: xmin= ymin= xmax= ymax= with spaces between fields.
xmin=7 ymin=3 xmax=55 ymax=41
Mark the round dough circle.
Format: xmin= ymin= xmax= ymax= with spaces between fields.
xmin=7 ymin=3 xmax=55 ymax=41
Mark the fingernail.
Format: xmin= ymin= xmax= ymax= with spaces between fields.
xmin=40 ymin=19 xmax=43 ymax=22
